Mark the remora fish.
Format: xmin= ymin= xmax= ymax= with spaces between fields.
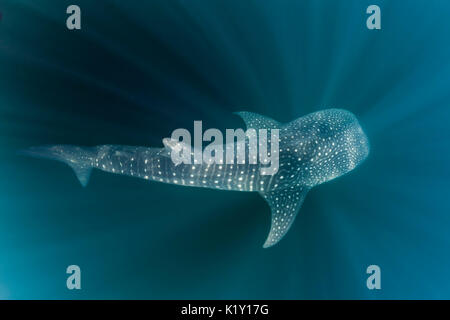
xmin=22 ymin=109 xmax=369 ymax=248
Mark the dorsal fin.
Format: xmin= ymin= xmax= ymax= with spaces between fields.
xmin=259 ymin=186 xmax=310 ymax=248
xmin=160 ymin=138 xmax=189 ymax=163
xmin=234 ymin=111 xmax=281 ymax=130
xmin=161 ymin=138 xmax=205 ymax=165
xmin=162 ymin=138 xmax=185 ymax=153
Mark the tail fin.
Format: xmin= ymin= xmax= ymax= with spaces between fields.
xmin=19 ymin=145 xmax=96 ymax=187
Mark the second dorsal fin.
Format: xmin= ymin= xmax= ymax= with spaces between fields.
xmin=162 ymin=138 xmax=185 ymax=153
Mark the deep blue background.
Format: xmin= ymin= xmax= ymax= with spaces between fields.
xmin=0 ymin=0 xmax=449 ymax=299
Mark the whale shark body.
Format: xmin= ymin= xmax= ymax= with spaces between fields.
xmin=23 ymin=109 xmax=369 ymax=248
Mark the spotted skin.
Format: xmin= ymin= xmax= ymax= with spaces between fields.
xmin=23 ymin=109 xmax=369 ymax=248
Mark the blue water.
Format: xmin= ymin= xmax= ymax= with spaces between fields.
xmin=0 ymin=0 xmax=449 ymax=299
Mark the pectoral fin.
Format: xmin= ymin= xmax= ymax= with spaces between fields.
xmin=259 ymin=186 xmax=310 ymax=248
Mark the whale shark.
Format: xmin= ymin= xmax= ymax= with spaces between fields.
xmin=23 ymin=109 xmax=369 ymax=248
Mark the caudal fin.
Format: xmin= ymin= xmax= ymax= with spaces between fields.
xmin=19 ymin=145 xmax=96 ymax=187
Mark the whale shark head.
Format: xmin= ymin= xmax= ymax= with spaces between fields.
xmin=281 ymin=109 xmax=369 ymax=187
xmin=237 ymin=109 xmax=370 ymax=247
